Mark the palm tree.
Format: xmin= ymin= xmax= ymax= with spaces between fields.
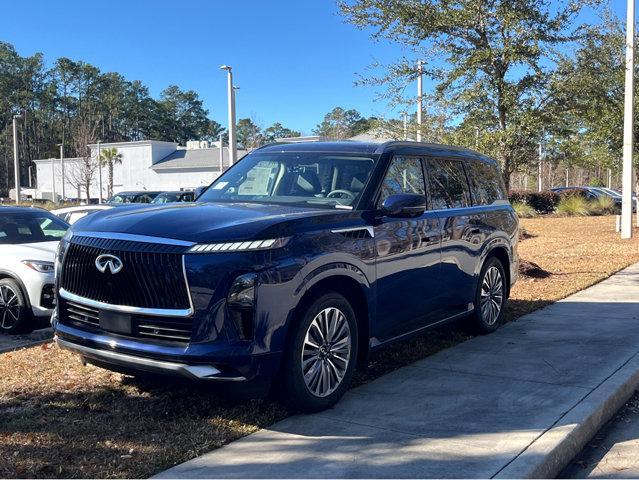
xmin=99 ymin=147 xmax=123 ymax=198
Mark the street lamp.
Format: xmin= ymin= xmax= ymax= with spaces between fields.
xmin=12 ymin=113 xmax=22 ymax=205
xmin=416 ymin=60 xmax=424 ymax=142
xmin=220 ymin=65 xmax=237 ymax=164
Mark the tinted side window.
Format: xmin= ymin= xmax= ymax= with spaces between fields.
xmin=426 ymin=158 xmax=471 ymax=209
xmin=468 ymin=160 xmax=505 ymax=205
xmin=378 ymin=156 xmax=425 ymax=205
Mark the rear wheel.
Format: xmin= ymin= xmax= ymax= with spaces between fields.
xmin=470 ymin=257 xmax=507 ymax=334
xmin=281 ymin=292 xmax=358 ymax=412
xmin=0 ymin=279 xmax=34 ymax=335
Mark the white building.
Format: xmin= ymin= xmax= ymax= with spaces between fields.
xmin=33 ymin=140 xmax=247 ymax=201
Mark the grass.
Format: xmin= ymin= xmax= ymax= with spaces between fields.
xmin=1 ymin=215 xmax=639 ymax=478
xmin=512 ymin=201 xmax=537 ymax=218
xmin=557 ymin=195 xmax=591 ymax=216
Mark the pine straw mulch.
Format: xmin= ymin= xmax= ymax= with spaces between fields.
xmin=1 ymin=215 xmax=639 ymax=479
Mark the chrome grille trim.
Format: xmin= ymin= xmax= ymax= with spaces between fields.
xmin=59 ymin=288 xmax=193 ymax=317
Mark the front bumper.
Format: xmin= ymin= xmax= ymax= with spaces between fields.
xmin=56 ymin=336 xmax=243 ymax=380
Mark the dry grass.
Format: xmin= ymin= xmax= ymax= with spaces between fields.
xmin=1 ymin=215 xmax=638 ymax=478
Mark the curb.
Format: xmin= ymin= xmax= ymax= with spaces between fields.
xmin=495 ymin=352 xmax=639 ymax=478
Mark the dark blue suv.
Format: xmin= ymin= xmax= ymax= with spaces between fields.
xmin=53 ymin=141 xmax=518 ymax=411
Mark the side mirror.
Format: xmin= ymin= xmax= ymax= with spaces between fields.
xmin=380 ymin=193 xmax=427 ymax=218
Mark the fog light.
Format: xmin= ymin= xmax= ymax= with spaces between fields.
xmin=227 ymin=273 xmax=256 ymax=340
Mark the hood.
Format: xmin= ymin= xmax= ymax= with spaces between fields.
xmin=1 ymin=241 xmax=58 ymax=262
xmin=71 ymin=202 xmax=353 ymax=243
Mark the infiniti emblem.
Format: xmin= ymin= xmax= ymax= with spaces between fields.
xmin=95 ymin=254 xmax=123 ymax=274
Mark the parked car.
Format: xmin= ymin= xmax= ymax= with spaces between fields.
xmin=106 ymin=191 xmax=163 ymax=204
xmin=53 ymin=141 xmax=518 ymax=411
xmin=51 ymin=205 xmax=113 ymax=225
xmin=151 ymin=191 xmax=195 ymax=204
xmin=0 ymin=207 xmax=69 ymax=334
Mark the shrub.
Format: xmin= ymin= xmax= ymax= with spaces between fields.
xmin=512 ymin=201 xmax=537 ymax=218
xmin=556 ymin=188 xmax=587 ymax=199
xmin=557 ymin=195 xmax=591 ymax=216
xmin=508 ymin=190 xmax=560 ymax=214
xmin=590 ymin=195 xmax=617 ymax=215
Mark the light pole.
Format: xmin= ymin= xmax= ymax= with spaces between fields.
xmin=12 ymin=113 xmax=22 ymax=205
xmin=538 ymin=141 xmax=543 ymax=193
xmin=220 ymin=65 xmax=237 ymax=164
xmin=475 ymin=126 xmax=479 ymax=149
xmin=621 ymin=0 xmax=635 ymax=239
xmin=51 ymin=157 xmax=56 ymax=204
xmin=58 ymin=143 xmax=65 ymax=201
xmin=219 ymin=133 xmax=224 ymax=171
xmin=416 ymin=60 xmax=424 ymax=142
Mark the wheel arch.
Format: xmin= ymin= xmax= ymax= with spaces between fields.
xmin=290 ymin=265 xmax=372 ymax=365
xmin=0 ymin=269 xmax=32 ymax=309
xmin=481 ymin=245 xmax=511 ymax=298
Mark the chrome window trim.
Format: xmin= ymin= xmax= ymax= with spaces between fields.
xmin=72 ymin=231 xmax=195 ymax=247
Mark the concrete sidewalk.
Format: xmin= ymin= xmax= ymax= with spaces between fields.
xmin=157 ymin=264 xmax=639 ymax=479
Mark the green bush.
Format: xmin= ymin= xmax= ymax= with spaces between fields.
xmin=512 ymin=201 xmax=537 ymax=218
xmin=557 ymin=195 xmax=591 ymax=216
xmin=590 ymin=195 xmax=617 ymax=215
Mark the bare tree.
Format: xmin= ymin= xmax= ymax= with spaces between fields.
xmin=71 ymin=116 xmax=100 ymax=201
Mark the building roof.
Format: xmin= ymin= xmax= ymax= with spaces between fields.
xmin=151 ymin=147 xmax=248 ymax=171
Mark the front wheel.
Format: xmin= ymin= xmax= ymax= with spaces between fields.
xmin=0 ymin=279 xmax=34 ymax=335
xmin=470 ymin=257 xmax=507 ymax=334
xmin=281 ymin=292 xmax=358 ymax=412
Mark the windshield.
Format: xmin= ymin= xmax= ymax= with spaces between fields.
xmin=152 ymin=193 xmax=180 ymax=204
xmin=197 ymin=152 xmax=377 ymax=209
xmin=108 ymin=194 xmax=136 ymax=204
xmin=0 ymin=212 xmax=69 ymax=245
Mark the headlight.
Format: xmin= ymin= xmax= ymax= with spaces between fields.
xmin=189 ymin=237 xmax=289 ymax=253
xmin=22 ymin=260 xmax=55 ymax=273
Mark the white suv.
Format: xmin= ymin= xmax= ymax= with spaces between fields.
xmin=0 ymin=207 xmax=68 ymax=334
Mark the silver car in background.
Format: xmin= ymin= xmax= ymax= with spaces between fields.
xmin=0 ymin=207 xmax=68 ymax=334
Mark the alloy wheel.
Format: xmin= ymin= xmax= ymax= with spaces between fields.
xmin=0 ymin=285 xmax=21 ymax=331
xmin=480 ymin=266 xmax=504 ymax=326
xmin=301 ymin=307 xmax=352 ymax=398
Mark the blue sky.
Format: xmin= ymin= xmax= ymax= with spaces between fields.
xmin=2 ymin=0 xmax=626 ymax=135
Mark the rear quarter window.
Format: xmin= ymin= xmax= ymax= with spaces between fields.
xmin=467 ymin=160 xmax=505 ymax=205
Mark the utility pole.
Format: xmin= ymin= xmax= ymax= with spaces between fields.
xmin=12 ymin=114 xmax=22 ymax=205
xmin=58 ymin=143 xmax=65 ymax=201
xmin=96 ymin=140 xmax=103 ymax=204
xmin=416 ymin=60 xmax=424 ymax=142
xmin=622 ymin=0 xmax=635 ymax=239
xmin=220 ymin=65 xmax=237 ymax=164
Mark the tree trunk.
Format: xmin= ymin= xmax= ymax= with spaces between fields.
xmin=108 ymin=162 xmax=114 ymax=197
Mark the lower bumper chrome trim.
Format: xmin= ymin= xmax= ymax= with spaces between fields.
xmin=56 ymin=337 xmax=246 ymax=381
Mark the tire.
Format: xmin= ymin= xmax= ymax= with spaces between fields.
xmin=280 ymin=291 xmax=358 ymax=412
xmin=0 ymin=278 xmax=34 ymax=335
xmin=470 ymin=257 xmax=507 ymax=334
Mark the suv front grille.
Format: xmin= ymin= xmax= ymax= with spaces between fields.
xmin=61 ymin=236 xmax=191 ymax=311
xmin=59 ymin=299 xmax=193 ymax=343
